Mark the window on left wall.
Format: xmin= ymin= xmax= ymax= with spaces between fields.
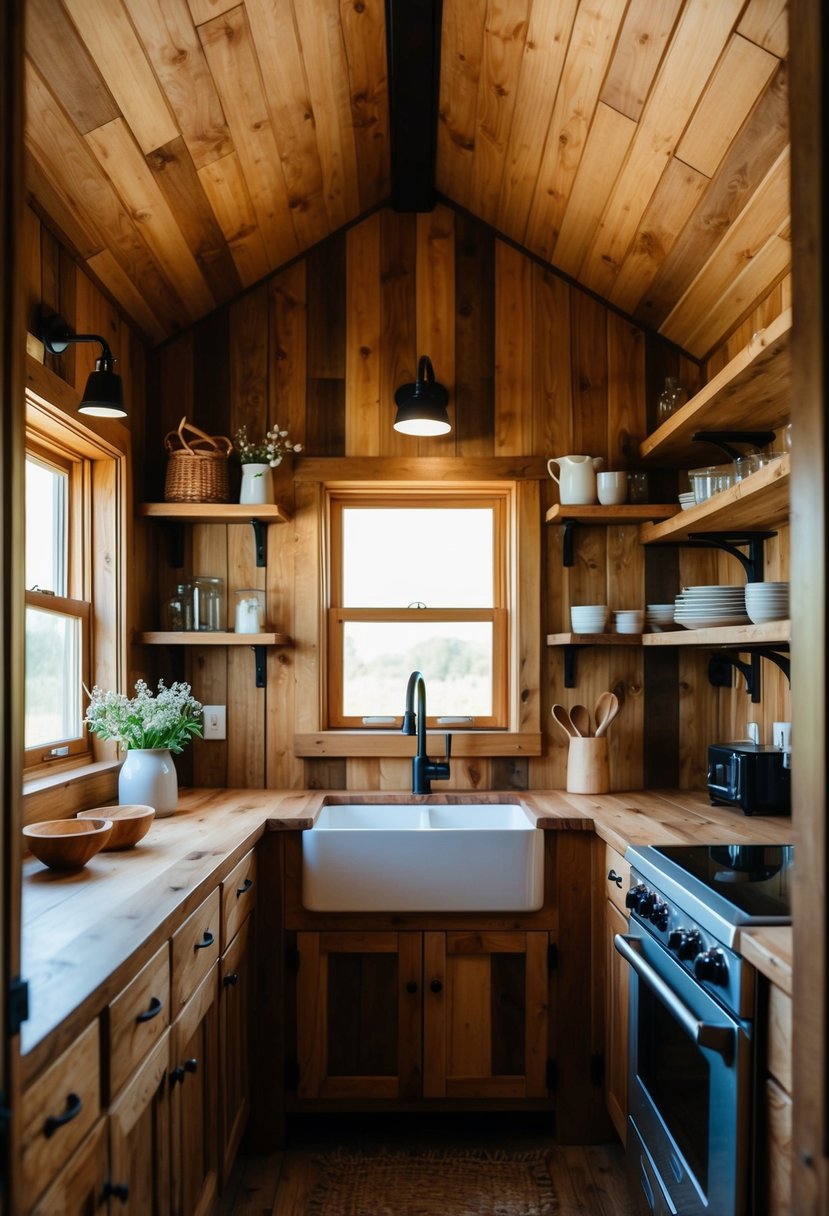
xmin=23 ymin=383 xmax=126 ymax=779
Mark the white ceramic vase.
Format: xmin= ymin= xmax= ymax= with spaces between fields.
xmin=239 ymin=462 xmax=275 ymax=505
xmin=119 ymin=748 xmax=178 ymax=818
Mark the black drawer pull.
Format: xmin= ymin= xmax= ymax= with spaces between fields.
xmin=236 ymin=877 xmax=254 ymax=898
xmin=43 ymin=1092 xmax=82 ymax=1138
xmin=405 ymin=980 xmax=418 ymax=995
xmin=607 ymin=869 xmax=623 ymax=888
xmin=136 ymin=996 xmax=163 ymax=1023
xmin=429 ymin=979 xmax=443 ymax=994
xmin=194 ymin=930 xmax=214 ymax=950
xmin=223 ymin=972 xmax=239 ymax=987
xmin=103 ymin=1182 xmax=130 ymax=1204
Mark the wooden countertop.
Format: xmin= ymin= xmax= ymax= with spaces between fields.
xmin=20 ymin=786 xmax=794 ymax=1079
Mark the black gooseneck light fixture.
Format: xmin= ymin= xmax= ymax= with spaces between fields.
xmin=393 ymin=355 xmax=450 ymax=437
xmin=41 ymin=313 xmax=127 ymax=419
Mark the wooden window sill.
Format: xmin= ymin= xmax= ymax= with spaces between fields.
xmin=294 ymin=732 xmax=542 ymax=758
xmin=22 ymin=759 xmax=121 ymax=826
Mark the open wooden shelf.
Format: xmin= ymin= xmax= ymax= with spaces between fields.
xmin=545 ymin=503 xmax=679 ymax=526
xmin=139 ymin=502 xmax=291 ymax=523
xmin=136 ymin=631 xmax=292 ymax=646
xmin=639 ymin=309 xmax=792 ymax=465
xmin=642 ymin=620 xmax=790 ymax=647
xmin=546 ymin=632 xmax=643 ymax=646
xmin=639 ymin=455 xmax=789 ymax=545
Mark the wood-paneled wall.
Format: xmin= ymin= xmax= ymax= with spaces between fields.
xmin=143 ymin=203 xmax=791 ymax=794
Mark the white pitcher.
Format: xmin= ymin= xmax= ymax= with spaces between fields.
xmin=547 ymin=455 xmax=605 ymax=504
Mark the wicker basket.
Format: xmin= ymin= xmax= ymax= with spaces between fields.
xmin=163 ymin=417 xmax=233 ymax=504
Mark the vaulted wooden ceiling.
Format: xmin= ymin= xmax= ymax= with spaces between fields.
xmin=24 ymin=0 xmax=789 ymax=359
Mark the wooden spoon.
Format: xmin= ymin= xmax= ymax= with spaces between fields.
xmin=551 ymin=704 xmax=578 ymax=739
xmin=594 ymin=692 xmax=620 ymax=737
xmin=570 ymin=704 xmax=591 ymax=737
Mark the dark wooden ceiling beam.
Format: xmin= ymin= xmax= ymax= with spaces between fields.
xmin=385 ymin=0 xmax=443 ymax=212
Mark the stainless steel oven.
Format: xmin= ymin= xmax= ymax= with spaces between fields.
xmin=616 ymin=844 xmax=793 ymax=1216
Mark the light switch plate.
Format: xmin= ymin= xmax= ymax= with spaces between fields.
xmin=203 ymin=704 xmax=226 ymax=740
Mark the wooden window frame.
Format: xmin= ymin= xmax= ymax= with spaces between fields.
xmin=291 ymin=459 xmax=542 ymax=759
xmin=22 ymin=357 xmax=128 ymax=788
xmin=327 ymin=490 xmax=509 ymax=729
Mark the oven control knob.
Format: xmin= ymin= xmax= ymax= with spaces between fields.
xmin=625 ymin=883 xmax=647 ymax=910
xmin=694 ymin=948 xmax=728 ymax=986
xmin=668 ymin=928 xmax=703 ymax=960
xmin=649 ymin=898 xmax=669 ymax=930
xmin=637 ymin=890 xmax=657 ymax=917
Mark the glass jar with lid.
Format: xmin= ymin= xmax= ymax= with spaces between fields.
xmin=163 ymin=582 xmax=192 ymax=631
xmin=192 ymin=576 xmax=224 ymax=631
xmin=234 ymin=588 xmax=265 ymax=634
xmin=656 ymin=376 xmax=688 ymax=424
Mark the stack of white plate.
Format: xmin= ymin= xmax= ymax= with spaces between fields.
xmin=570 ymin=604 xmax=608 ymax=634
xmin=745 ymin=581 xmax=789 ymax=624
xmin=646 ymin=603 xmax=677 ymax=631
xmin=673 ymin=585 xmax=750 ymax=630
xmin=678 ymin=491 xmax=696 ymax=512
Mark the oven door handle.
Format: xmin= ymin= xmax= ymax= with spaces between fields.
xmin=614 ymin=934 xmax=735 ymax=1065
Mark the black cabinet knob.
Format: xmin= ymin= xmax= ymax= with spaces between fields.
xmin=405 ymin=980 xmax=418 ymax=994
xmin=607 ymin=869 xmax=623 ymax=888
xmin=194 ymin=930 xmax=214 ymax=950
xmin=136 ymin=995 xmax=164 ymax=1023
xmin=223 ymin=972 xmax=239 ymax=987
xmin=429 ymin=979 xmax=443 ymax=994
xmin=103 ymin=1182 xmax=130 ymax=1204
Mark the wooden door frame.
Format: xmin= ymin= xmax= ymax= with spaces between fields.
xmin=0 ymin=0 xmax=25 ymax=1210
xmin=790 ymin=0 xmax=828 ymax=1211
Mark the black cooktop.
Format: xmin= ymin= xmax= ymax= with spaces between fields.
xmin=651 ymin=843 xmax=793 ymax=920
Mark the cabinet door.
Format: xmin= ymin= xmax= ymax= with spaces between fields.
xmin=219 ymin=915 xmax=252 ymax=1187
xmin=170 ymin=969 xmax=218 ymax=1216
xmin=108 ymin=1031 xmax=171 ymax=1216
xmin=295 ymin=931 xmax=422 ymax=1101
xmin=422 ymin=931 xmax=550 ymax=1100
xmin=604 ymin=900 xmax=629 ymax=1143
xmin=31 ymin=1119 xmax=108 ymax=1216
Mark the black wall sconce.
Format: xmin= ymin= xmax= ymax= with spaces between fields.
xmin=393 ymin=355 xmax=450 ymax=436
xmin=41 ymin=313 xmax=127 ymax=419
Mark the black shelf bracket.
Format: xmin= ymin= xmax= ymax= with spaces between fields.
xmin=251 ymin=645 xmax=266 ymax=688
xmin=708 ymin=645 xmax=790 ymax=703
xmin=563 ymin=644 xmax=580 ymax=687
xmin=657 ymin=531 xmax=776 ymax=583
xmin=562 ymin=521 xmax=576 ymax=567
xmin=251 ymin=519 xmax=267 ymax=567
xmin=692 ymin=430 xmax=777 ymax=461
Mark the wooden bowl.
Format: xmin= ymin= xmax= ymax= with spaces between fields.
xmin=77 ymin=804 xmax=155 ymax=850
xmin=22 ymin=818 xmax=113 ymax=870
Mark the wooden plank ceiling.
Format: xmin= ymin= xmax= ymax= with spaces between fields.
xmin=24 ymin=0 xmax=789 ymax=359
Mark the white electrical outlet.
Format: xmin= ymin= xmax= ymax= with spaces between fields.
xmin=203 ymin=704 xmax=226 ymax=740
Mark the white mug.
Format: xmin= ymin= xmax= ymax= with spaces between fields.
xmin=597 ymin=471 xmax=628 ymax=505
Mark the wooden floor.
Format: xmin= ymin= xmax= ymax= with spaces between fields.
xmin=220 ymin=1114 xmax=640 ymax=1215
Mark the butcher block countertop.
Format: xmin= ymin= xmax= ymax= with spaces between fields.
xmin=20 ymin=786 xmax=794 ymax=1080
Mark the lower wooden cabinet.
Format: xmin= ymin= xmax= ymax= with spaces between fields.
xmin=219 ymin=914 xmax=253 ymax=1185
xmin=31 ymin=1118 xmax=109 ymax=1216
xmin=292 ymin=929 xmax=553 ymax=1104
xmin=764 ymin=982 xmax=793 ymax=1215
xmin=108 ymin=1031 xmax=171 ymax=1215
xmin=594 ymin=842 xmax=630 ymax=1144
xmin=170 ymin=967 xmax=219 ymax=1216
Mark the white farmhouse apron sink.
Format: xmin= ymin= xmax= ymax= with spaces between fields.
xmin=301 ymin=801 xmax=544 ymax=912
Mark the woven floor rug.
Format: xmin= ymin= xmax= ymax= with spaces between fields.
xmin=307 ymin=1148 xmax=558 ymax=1216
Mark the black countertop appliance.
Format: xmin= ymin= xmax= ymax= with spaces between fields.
xmin=707 ymin=742 xmax=791 ymax=815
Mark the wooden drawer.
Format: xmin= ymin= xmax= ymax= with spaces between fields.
xmin=108 ymin=941 xmax=170 ymax=1100
xmin=22 ymin=1020 xmax=101 ymax=1211
xmin=768 ymin=983 xmax=792 ymax=1093
xmin=30 ymin=1117 xmax=108 ymax=1215
xmin=221 ymin=849 xmax=257 ymax=950
xmin=604 ymin=844 xmax=631 ymax=916
xmin=171 ymin=887 xmax=220 ymax=1017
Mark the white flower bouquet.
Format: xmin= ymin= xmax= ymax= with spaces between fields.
xmin=233 ymin=423 xmax=302 ymax=467
xmin=84 ymin=679 xmax=204 ymax=753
